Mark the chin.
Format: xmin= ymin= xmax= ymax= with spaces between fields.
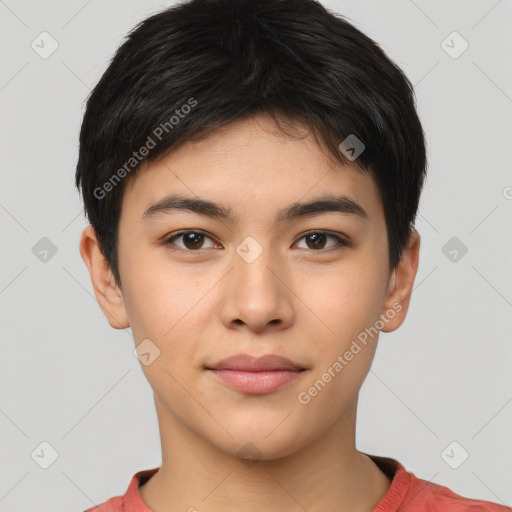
xmin=211 ymin=424 xmax=308 ymax=463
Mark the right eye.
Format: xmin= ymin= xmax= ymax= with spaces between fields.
xmin=163 ymin=230 xmax=220 ymax=252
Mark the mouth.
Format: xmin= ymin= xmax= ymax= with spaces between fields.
xmin=205 ymin=354 xmax=307 ymax=395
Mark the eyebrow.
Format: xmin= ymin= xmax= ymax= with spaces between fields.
xmin=141 ymin=193 xmax=368 ymax=224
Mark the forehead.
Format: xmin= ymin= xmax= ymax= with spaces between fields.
xmin=120 ymin=114 xmax=383 ymax=225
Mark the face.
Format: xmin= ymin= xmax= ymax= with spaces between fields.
xmin=81 ymin=114 xmax=419 ymax=461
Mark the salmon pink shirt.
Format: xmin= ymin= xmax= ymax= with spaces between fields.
xmin=83 ymin=454 xmax=511 ymax=511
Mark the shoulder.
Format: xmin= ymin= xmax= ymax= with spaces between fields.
xmin=405 ymin=469 xmax=511 ymax=511
xmin=368 ymin=454 xmax=511 ymax=512
xmin=82 ymin=495 xmax=123 ymax=512
xmin=80 ymin=467 xmax=159 ymax=512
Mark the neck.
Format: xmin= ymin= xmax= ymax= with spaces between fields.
xmin=139 ymin=397 xmax=391 ymax=512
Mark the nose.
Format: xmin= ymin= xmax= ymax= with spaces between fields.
xmin=218 ymin=243 xmax=295 ymax=333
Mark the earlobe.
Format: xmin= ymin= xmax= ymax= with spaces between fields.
xmin=79 ymin=226 xmax=130 ymax=330
xmin=380 ymin=229 xmax=421 ymax=333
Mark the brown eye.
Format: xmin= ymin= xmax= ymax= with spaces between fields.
xmin=305 ymin=233 xmax=328 ymax=250
xmin=165 ymin=231 xmax=217 ymax=252
xmin=164 ymin=230 xmax=350 ymax=254
xmin=296 ymin=231 xmax=349 ymax=251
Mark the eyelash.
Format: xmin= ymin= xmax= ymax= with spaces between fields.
xmin=163 ymin=230 xmax=351 ymax=254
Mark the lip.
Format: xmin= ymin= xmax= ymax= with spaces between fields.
xmin=205 ymin=354 xmax=307 ymax=395
xmin=206 ymin=354 xmax=305 ymax=372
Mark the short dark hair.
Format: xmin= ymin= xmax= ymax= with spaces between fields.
xmin=75 ymin=0 xmax=427 ymax=289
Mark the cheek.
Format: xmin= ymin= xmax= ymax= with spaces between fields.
xmin=121 ymin=253 xmax=203 ymax=338
xmin=300 ymin=261 xmax=385 ymax=343
xmin=294 ymin=268 xmax=383 ymax=423
xmin=125 ymin=277 xmax=203 ymax=394
xmin=121 ymin=264 xmax=212 ymax=380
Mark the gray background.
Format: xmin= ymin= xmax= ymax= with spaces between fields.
xmin=1 ymin=0 xmax=511 ymax=510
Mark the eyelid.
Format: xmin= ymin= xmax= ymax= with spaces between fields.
xmin=163 ymin=229 xmax=351 ymax=252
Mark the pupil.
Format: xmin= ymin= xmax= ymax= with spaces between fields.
xmin=308 ymin=233 xmax=326 ymax=249
xmin=185 ymin=233 xmax=203 ymax=249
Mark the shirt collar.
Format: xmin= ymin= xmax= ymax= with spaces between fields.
xmin=122 ymin=454 xmax=411 ymax=511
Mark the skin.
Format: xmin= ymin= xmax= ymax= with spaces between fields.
xmin=80 ymin=113 xmax=420 ymax=512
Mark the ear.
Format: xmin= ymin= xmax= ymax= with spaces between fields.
xmin=380 ymin=229 xmax=420 ymax=333
xmin=79 ymin=225 xmax=130 ymax=329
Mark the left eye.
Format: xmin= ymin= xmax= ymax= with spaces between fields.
xmin=295 ymin=231 xmax=348 ymax=251
xmin=164 ymin=230 xmax=349 ymax=252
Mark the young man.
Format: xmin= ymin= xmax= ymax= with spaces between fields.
xmin=76 ymin=0 xmax=511 ymax=510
